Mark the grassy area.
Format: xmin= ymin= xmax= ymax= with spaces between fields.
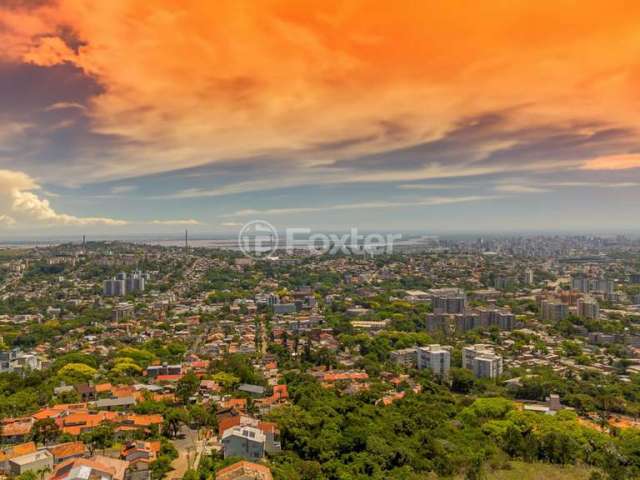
xmin=484 ymin=461 xmax=595 ymax=480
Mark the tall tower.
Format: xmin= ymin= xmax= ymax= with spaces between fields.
xmin=185 ymin=229 xmax=189 ymax=257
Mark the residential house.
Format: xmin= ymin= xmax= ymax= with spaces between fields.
xmin=218 ymin=416 xmax=280 ymax=455
xmin=8 ymin=450 xmax=54 ymax=476
xmin=221 ymin=426 xmax=265 ymax=461
xmin=0 ymin=442 xmax=36 ymax=474
xmin=75 ymin=384 xmax=97 ymax=402
xmin=120 ymin=441 xmax=160 ymax=480
xmin=94 ymin=397 xmax=136 ymax=411
xmin=1 ymin=418 xmax=34 ymax=444
xmin=51 ymin=455 xmax=129 ymax=480
xmin=47 ymin=442 xmax=86 ymax=465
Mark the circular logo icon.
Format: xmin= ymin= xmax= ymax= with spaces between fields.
xmin=238 ymin=220 xmax=278 ymax=258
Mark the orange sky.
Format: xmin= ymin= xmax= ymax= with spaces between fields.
xmin=1 ymin=1 xmax=640 ymax=231
xmin=2 ymin=0 xmax=640 ymax=181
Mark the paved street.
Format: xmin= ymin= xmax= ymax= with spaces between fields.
xmin=170 ymin=427 xmax=203 ymax=479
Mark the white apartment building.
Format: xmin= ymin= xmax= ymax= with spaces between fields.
xmin=462 ymin=344 xmax=503 ymax=379
xmin=416 ymin=345 xmax=451 ymax=377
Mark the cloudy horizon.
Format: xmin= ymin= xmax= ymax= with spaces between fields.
xmin=1 ymin=1 xmax=640 ymax=236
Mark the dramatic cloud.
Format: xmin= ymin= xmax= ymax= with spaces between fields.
xmin=2 ymin=1 xmax=640 ymax=231
xmin=0 ymin=169 xmax=126 ymax=228
xmin=3 ymin=1 xmax=640 ymax=184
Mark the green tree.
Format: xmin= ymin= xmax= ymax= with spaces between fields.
xmin=80 ymin=421 xmax=115 ymax=454
xmin=57 ymin=363 xmax=98 ymax=383
xmin=31 ymin=418 xmax=60 ymax=445
xmin=176 ymin=372 xmax=200 ymax=405
xmin=450 ymin=367 xmax=476 ymax=394
xmin=211 ymin=372 xmax=240 ymax=390
xmin=164 ymin=408 xmax=189 ymax=438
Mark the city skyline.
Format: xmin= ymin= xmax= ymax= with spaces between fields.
xmin=2 ymin=1 xmax=640 ymax=235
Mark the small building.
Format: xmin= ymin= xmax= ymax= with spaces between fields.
xmin=0 ymin=442 xmax=36 ymax=474
xmin=1 ymin=418 xmax=34 ymax=444
xmin=8 ymin=450 xmax=54 ymax=476
xmin=75 ymin=384 xmax=97 ymax=402
xmin=237 ymin=384 xmax=265 ymax=397
xmin=390 ymin=348 xmax=417 ymax=367
xmin=523 ymin=394 xmax=564 ymax=415
xmin=121 ymin=441 xmax=160 ymax=480
xmin=94 ymin=397 xmax=136 ymax=411
xmin=51 ymin=455 xmax=128 ymax=480
xmin=272 ymin=304 xmax=296 ymax=315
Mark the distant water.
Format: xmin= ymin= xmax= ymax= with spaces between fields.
xmin=0 ymin=233 xmax=438 ymax=250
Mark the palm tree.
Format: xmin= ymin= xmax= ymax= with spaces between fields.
xmin=36 ymin=465 xmax=51 ymax=480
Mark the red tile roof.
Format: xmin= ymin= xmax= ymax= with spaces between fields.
xmin=1 ymin=418 xmax=33 ymax=437
xmin=48 ymin=442 xmax=86 ymax=460
xmin=0 ymin=442 xmax=36 ymax=462
xmin=156 ymin=374 xmax=183 ymax=382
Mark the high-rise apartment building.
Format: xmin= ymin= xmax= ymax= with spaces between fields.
xmin=103 ymin=278 xmax=126 ymax=296
xmin=432 ymin=290 xmax=466 ymax=314
xmin=456 ymin=308 xmax=515 ymax=332
xmin=571 ymin=276 xmax=614 ymax=294
xmin=125 ymin=271 xmax=146 ymax=294
xmin=523 ymin=269 xmax=534 ymax=285
xmin=416 ymin=345 xmax=451 ymax=377
xmin=462 ymin=344 xmax=503 ymax=379
xmin=540 ymin=299 xmax=569 ymax=322
xmin=577 ymin=296 xmax=599 ymax=319
xmin=104 ymin=271 xmax=147 ymax=296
